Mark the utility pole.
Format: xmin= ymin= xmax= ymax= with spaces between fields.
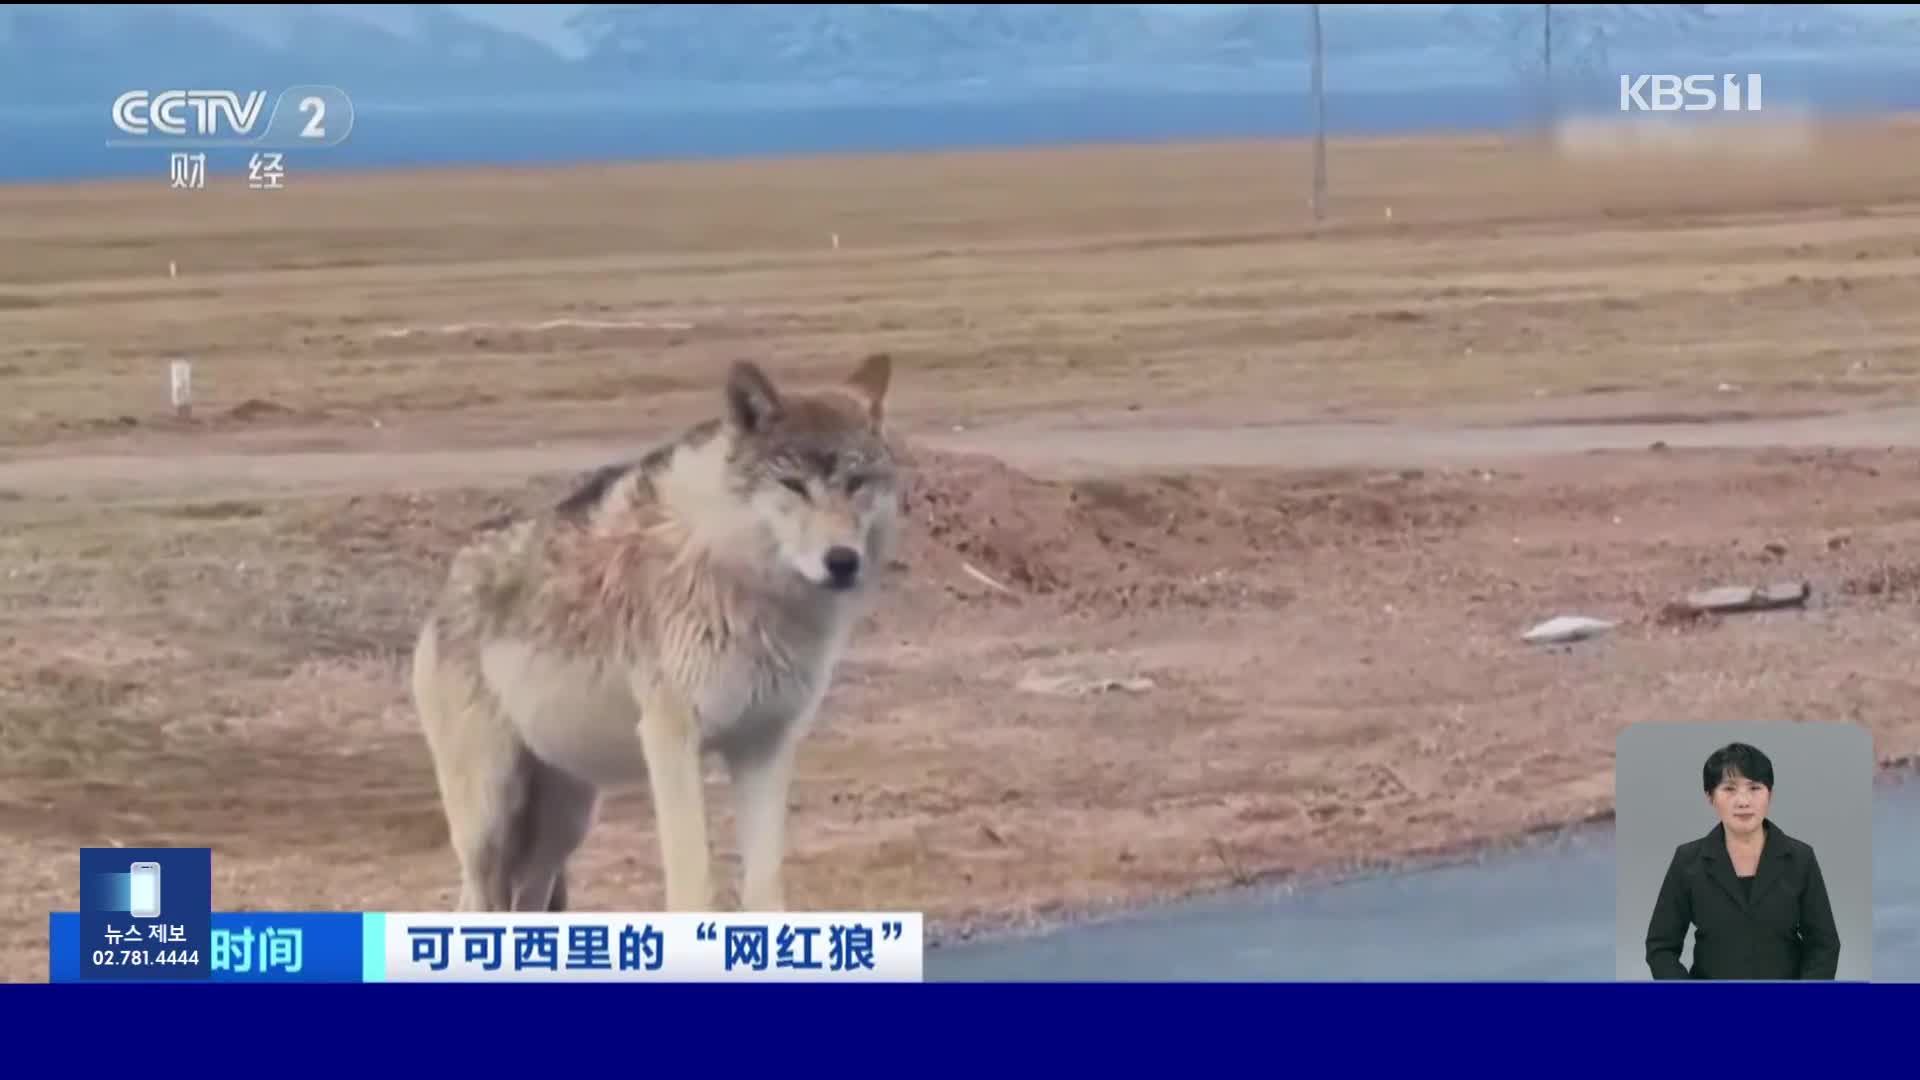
xmin=1309 ymin=3 xmax=1326 ymax=222
xmin=1542 ymin=4 xmax=1554 ymax=133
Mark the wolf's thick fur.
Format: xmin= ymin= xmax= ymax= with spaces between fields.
xmin=411 ymin=355 xmax=901 ymax=913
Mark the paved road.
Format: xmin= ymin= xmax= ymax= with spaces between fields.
xmin=952 ymin=404 xmax=1920 ymax=475
xmin=5 ymin=404 xmax=1920 ymax=503
xmin=925 ymin=778 xmax=1920 ymax=982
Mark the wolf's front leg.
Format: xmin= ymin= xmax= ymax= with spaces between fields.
xmin=726 ymin=733 xmax=801 ymax=912
xmin=635 ymin=682 xmax=715 ymax=912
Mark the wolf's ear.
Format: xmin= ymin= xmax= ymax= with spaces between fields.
xmin=845 ymin=352 xmax=892 ymax=428
xmin=726 ymin=361 xmax=783 ymax=434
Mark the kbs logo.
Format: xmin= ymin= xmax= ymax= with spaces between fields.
xmin=1619 ymin=74 xmax=1764 ymax=113
xmin=108 ymin=86 xmax=354 ymax=148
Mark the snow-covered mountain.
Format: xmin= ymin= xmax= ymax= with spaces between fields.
xmin=3 ymin=3 xmax=1916 ymax=107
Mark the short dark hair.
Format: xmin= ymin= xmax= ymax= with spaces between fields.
xmin=1703 ymin=742 xmax=1774 ymax=793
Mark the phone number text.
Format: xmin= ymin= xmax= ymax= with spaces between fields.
xmin=90 ymin=949 xmax=200 ymax=966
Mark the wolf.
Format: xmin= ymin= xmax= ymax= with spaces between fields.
xmin=410 ymin=353 xmax=902 ymax=913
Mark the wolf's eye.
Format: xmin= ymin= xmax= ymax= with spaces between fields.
xmin=780 ymin=477 xmax=810 ymax=499
xmin=844 ymin=474 xmax=866 ymax=495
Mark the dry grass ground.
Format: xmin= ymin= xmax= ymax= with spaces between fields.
xmin=5 ymin=116 xmax=1920 ymax=981
xmin=8 ymin=118 xmax=1920 ymax=449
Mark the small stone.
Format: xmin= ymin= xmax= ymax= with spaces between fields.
xmin=1687 ymin=586 xmax=1759 ymax=611
xmin=1523 ymin=615 xmax=1615 ymax=645
xmin=1759 ymin=581 xmax=1812 ymax=606
xmin=1684 ymin=582 xmax=1810 ymax=613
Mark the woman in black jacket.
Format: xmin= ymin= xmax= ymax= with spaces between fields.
xmin=1643 ymin=742 xmax=1842 ymax=980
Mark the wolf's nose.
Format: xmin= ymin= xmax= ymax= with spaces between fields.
xmin=824 ymin=546 xmax=861 ymax=587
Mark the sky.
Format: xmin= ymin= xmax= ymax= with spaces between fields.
xmin=437 ymin=4 xmax=1259 ymax=59
xmin=175 ymin=4 xmax=1920 ymax=63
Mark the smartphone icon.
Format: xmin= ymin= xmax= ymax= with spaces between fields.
xmin=128 ymin=862 xmax=162 ymax=919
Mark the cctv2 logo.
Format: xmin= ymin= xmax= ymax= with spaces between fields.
xmin=109 ymin=86 xmax=355 ymax=148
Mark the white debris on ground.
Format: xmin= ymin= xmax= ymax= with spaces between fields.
xmin=1522 ymin=615 xmax=1616 ymax=645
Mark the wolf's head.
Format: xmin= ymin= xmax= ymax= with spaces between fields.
xmin=719 ymin=353 xmax=901 ymax=594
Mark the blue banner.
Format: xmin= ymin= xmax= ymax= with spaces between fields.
xmin=50 ymin=911 xmax=927 ymax=983
xmin=50 ymin=912 xmax=372 ymax=983
xmin=2 ymin=981 xmax=1914 ymax=1074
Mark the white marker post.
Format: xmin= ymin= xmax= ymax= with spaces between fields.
xmin=168 ymin=260 xmax=178 ymax=279
xmin=169 ymin=359 xmax=193 ymax=420
xmin=831 ymin=232 xmax=840 ymax=251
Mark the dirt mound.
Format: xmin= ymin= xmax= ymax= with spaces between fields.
xmin=899 ymin=448 xmax=1114 ymax=596
xmin=227 ymin=397 xmax=298 ymax=422
xmin=276 ymin=446 xmax=1484 ymax=624
xmin=893 ymin=446 xmax=1476 ymax=614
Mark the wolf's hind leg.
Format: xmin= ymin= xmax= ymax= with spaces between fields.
xmin=507 ymin=758 xmax=599 ymax=912
xmin=415 ymin=621 xmax=530 ymax=912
